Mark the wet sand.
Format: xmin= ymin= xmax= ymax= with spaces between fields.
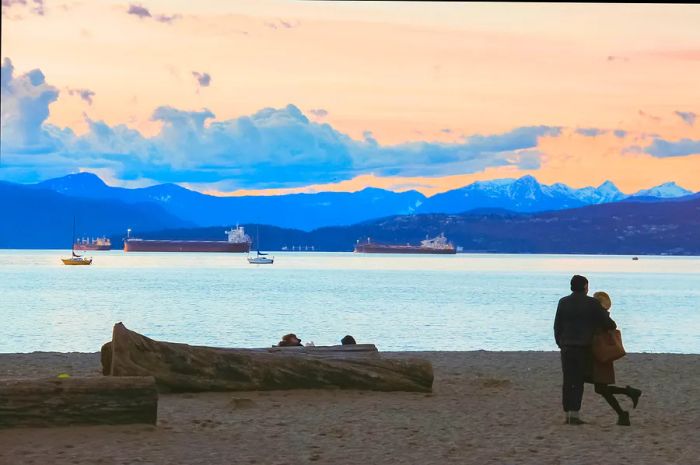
xmin=1 ymin=351 xmax=698 ymax=465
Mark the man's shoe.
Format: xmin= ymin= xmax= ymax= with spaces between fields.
xmin=626 ymin=386 xmax=642 ymax=409
xmin=617 ymin=411 xmax=631 ymax=426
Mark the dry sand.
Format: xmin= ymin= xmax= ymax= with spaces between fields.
xmin=1 ymin=351 xmax=698 ymax=465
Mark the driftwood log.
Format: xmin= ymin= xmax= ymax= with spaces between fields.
xmin=0 ymin=376 xmax=158 ymax=428
xmin=101 ymin=323 xmax=433 ymax=393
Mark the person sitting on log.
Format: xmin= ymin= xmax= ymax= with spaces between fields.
xmin=341 ymin=335 xmax=356 ymax=345
xmin=278 ymin=333 xmax=303 ymax=347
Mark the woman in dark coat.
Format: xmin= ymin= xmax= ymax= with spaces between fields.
xmin=588 ymin=292 xmax=643 ymax=426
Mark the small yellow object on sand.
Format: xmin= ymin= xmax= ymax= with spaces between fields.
xmin=57 ymin=373 xmax=71 ymax=379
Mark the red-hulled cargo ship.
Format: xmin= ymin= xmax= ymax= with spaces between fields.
xmin=354 ymin=233 xmax=457 ymax=254
xmin=74 ymin=237 xmax=111 ymax=250
xmin=124 ymin=227 xmax=251 ymax=253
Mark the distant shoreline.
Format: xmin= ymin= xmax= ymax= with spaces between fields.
xmin=1 ymin=248 xmax=699 ymax=257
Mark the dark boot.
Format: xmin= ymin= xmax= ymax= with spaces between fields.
xmin=617 ymin=411 xmax=630 ymax=426
xmin=626 ymin=386 xmax=642 ymax=409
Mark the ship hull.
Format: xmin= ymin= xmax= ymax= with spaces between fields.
xmin=124 ymin=239 xmax=250 ymax=253
xmin=354 ymin=244 xmax=456 ymax=254
xmin=62 ymin=258 xmax=93 ymax=265
xmin=74 ymin=244 xmax=111 ymax=251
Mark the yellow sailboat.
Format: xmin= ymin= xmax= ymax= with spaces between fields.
xmin=61 ymin=252 xmax=93 ymax=266
xmin=62 ymin=217 xmax=93 ymax=266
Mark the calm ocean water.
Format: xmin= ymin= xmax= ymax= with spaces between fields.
xmin=0 ymin=250 xmax=698 ymax=354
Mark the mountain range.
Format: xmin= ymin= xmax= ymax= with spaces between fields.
xmin=0 ymin=181 xmax=191 ymax=249
xmin=107 ymin=196 xmax=700 ymax=255
xmin=32 ymin=173 xmax=424 ymax=231
xmin=25 ymin=172 xmax=697 ymax=230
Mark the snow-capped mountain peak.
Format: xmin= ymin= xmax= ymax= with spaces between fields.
xmin=633 ymin=182 xmax=693 ymax=198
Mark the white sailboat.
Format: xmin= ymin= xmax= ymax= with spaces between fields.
xmin=247 ymin=227 xmax=274 ymax=264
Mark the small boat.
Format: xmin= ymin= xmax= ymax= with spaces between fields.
xmin=247 ymin=227 xmax=274 ymax=264
xmin=62 ymin=217 xmax=93 ymax=266
xmin=62 ymin=252 xmax=93 ymax=266
xmin=247 ymin=253 xmax=274 ymax=265
xmin=632 ymin=256 xmax=639 ymax=261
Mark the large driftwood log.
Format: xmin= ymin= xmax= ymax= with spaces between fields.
xmin=101 ymin=323 xmax=433 ymax=393
xmin=0 ymin=376 xmax=158 ymax=428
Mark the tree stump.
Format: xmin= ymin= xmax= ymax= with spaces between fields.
xmin=0 ymin=376 xmax=158 ymax=428
xmin=101 ymin=323 xmax=433 ymax=393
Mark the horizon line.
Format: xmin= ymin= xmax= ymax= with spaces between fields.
xmin=7 ymin=171 xmax=695 ymax=199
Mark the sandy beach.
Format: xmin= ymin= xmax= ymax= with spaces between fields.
xmin=1 ymin=351 xmax=698 ymax=465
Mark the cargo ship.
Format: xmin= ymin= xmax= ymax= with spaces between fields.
xmin=124 ymin=227 xmax=251 ymax=253
xmin=74 ymin=236 xmax=111 ymax=251
xmin=354 ymin=233 xmax=457 ymax=254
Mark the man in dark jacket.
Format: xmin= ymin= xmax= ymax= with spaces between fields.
xmin=554 ymin=275 xmax=616 ymax=425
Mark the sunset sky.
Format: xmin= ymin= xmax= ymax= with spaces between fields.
xmin=1 ymin=0 xmax=699 ymax=195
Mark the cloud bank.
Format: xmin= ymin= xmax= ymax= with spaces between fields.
xmin=644 ymin=138 xmax=700 ymax=158
xmin=1 ymin=59 xmax=565 ymax=188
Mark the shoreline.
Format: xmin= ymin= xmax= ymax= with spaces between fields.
xmin=1 ymin=351 xmax=699 ymax=465
xmin=4 ymin=349 xmax=700 ymax=357
xmin=2 ymin=248 xmax=700 ymax=257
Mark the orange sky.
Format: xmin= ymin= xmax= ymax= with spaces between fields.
xmin=2 ymin=1 xmax=699 ymax=194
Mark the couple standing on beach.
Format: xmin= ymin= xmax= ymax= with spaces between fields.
xmin=555 ymin=275 xmax=642 ymax=426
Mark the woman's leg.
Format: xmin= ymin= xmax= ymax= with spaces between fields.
xmin=605 ymin=385 xmax=642 ymax=407
xmin=606 ymin=385 xmax=628 ymax=395
xmin=594 ymin=383 xmax=624 ymax=415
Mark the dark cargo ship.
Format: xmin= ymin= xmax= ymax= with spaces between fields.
xmin=124 ymin=227 xmax=251 ymax=253
xmin=74 ymin=236 xmax=111 ymax=251
xmin=354 ymin=233 xmax=457 ymax=254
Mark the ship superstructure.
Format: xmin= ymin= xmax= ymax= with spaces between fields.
xmin=74 ymin=236 xmax=111 ymax=251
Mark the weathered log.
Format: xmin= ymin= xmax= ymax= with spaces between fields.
xmin=100 ymin=341 xmax=380 ymax=375
xmin=102 ymin=323 xmax=433 ymax=393
xmin=0 ymin=376 xmax=158 ymax=428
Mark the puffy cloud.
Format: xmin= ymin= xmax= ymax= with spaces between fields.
xmin=643 ymin=138 xmax=700 ymax=158
xmin=126 ymin=4 xmax=149 ymax=18
xmin=347 ymin=126 xmax=558 ymax=178
xmin=191 ymin=71 xmax=211 ymax=88
xmin=575 ymin=128 xmax=605 ymax=137
xmin=309 ymin=108 xmax=328 ymax=118
xmin=2 ymin=0 xmax=43 ymax=16
xmin=613 ymin=130 xmax=627 ymax=138
xmin=461 ymin=126 xmax=561 ymax=153
xmin=0 ymin=61 xmax=568 ymax=188
xmin=265 ymin=19 xmax=298 ymax=30
xmin=1 ymin=57 xmax=59 ymax=152
xmin=674 ymin=111 xmax=697 ymax=126
xmin=67 ymin=87 xmax=95 ymax=105
xmin=126 ymin=4 xmax=180 ymax=24
xmin=154 ymin=13 xmax=180 ymax=24
xmin=638 ymin=109 xmax=661 ymax=122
